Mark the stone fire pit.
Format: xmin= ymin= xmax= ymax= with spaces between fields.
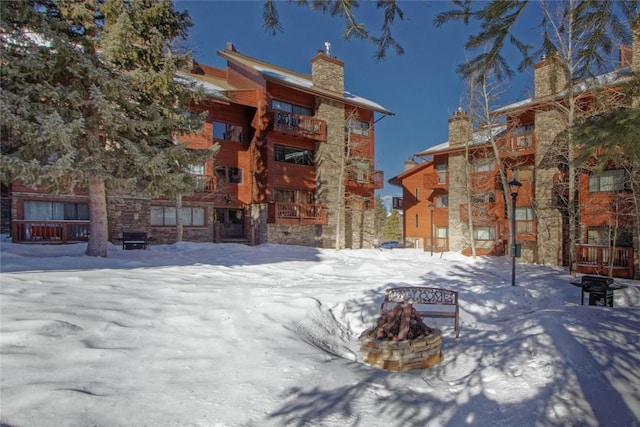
xmin=359 ymin=301 xmax=443 ymax=372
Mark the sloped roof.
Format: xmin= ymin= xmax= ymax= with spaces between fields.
xmin=175 ymin=71 xmax=235 ymax=102
xmin=415 ymin=124 xmax=507 ymax=157
xmin=493 ymin=66 xmax=634 ymax=114
xmin=218 ymin=47 xmax=393 ymax=115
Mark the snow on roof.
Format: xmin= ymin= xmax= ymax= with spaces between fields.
xmin=416 ymin=124 xmax=507 ymax=157
xmin=175 ymin=72 xmax=232 ymax=102
xmin=222 ymin=50 xmax=392 ymax=115
xmin=494 ymin=67 xmax=633 ymax=114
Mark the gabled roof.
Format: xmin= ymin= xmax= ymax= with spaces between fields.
xmin=218 ymin=47 xmax=393 ymax=115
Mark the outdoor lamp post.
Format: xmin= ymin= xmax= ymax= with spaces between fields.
xmin=429 ymin=203 xmax=435 ymax=256
xmin=508 ymin=179 xmax=522 ymax=286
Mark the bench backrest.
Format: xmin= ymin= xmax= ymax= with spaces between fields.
xmin=123 ymin=232 xmax=147 ymax=241
xmin=384 ymin=287 xmax=458 ymax=306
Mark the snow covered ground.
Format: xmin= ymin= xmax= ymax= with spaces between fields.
xmin=1 ymin=238 xmax=639 ymax=427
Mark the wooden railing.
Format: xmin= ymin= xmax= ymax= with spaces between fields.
xmin=498 ymin=132 xmax=536 ymax=156
xmin=575 ymin=244 xmax=634 ymax=278
xmin=272 ymin=110 xmax=327 ymax=141
xmin=268 ymin=202 xmax=327 ymax=225
xmin=192 ymin=175 xmax=215 ymax=193
xmin=347 ymin=170 xmax=384 ymax=189
xmin=12 ymin=220 xmax=90 ymax=243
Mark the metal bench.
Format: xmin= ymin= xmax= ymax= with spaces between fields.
xmin=122 ymin=231 xmax=148 ymax=250
xmin=381 ymin=287 xmax=460 ymax=338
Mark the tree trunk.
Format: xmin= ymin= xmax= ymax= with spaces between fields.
xmin=85 ymin=175 xmax=109 ymax=257
xmin=176 ymin=194 xmax=183 ymax=242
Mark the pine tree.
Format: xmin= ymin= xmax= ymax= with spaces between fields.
xmin=0 ymin=0 xmax=214 ymax=256
xmin=383 ymin=209 xmax=403 ymax=241
xmin=373 ymin=195 xmax=388 ymax=242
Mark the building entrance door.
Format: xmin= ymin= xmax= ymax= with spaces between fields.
xmin=215 ymin=208 xmax=244 ymax=239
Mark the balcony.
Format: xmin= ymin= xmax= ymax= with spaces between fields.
xmin=459 ymin=202 xmax=499 ymax=222
xmin=272 ymin=110 xmax=327 ymax=142
xmin=193 ymin=175 xmax=215 ymax=193
xmin=347 ymin=170 xmax=384 ymax=190
xmin=12 ymin=220 xmax=90 ymax=243
xmin=423 ymin=172 xmax=448 ymax=188
xmin=575 ymin=244 xmax=634 ymax=279
xmin=498 ymin=132 xmax=536 ymax=157
xmin=268 ymin=202 xmax=327 ymax=225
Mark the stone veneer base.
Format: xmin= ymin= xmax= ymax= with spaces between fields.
xmin=359 ymin=328 xmax=443 ymax=372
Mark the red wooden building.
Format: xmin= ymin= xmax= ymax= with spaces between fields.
xmin=5 ymin=43 xmax=392 ymax=248
xmin=390 ymin=31 xmax=639 ymax=279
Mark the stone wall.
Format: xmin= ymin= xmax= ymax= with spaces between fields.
xmin=533 ymin=109 xmax=566 ymax=266
xmin=315 ymin=98 xmax=346 ymax=248
xmin=266 ymin=223 xmax=323 ymax=247
xmin=447 ymin=152 xmax=470 ymax=252
xmin=107 ymin=196 xmax=215 ymax=245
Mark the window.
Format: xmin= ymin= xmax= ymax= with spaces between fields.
xmin=435 ymin=195 xmax=448 ymax=208
xmin=348 ymin=159 xmax=370 ymax=183
xmin=512 ymin=166 xmax=533 ymax=182
xmin=212 ymin=121 xmax=243 ymax=143
xmin=435 ymin=163 xmax=448 ymax=183
xmin=587 ymin=227 xmax=633 ymax=246
xmin=189 ymin=163 xmax=205 ymax=175
xmin=473 ymin=227 xmax=495 ymax=240
xmin=274 ymin=144 xmax=314 ymax=166
xmin=215 ymin=166 xmax=243 ymax=184
xmin=473 ymin=159 xmax=494 ymax=173
xmin=415 ymin=214 xmax=419 ymax=229
xmin=589 ymin=169 xmax=625 ymax=192
xmin=271 ymin=100 xmax=313 ymax=116
xmin=414 ymin=188 xmax=419 ymax=201
xmin=24 ymin=201 xmax=89 ymax=221
xmin=347 ymin=119 xmax=370 ymax=136
xmin=436 ymin=227 xmax=448 ymax=239
xmin=151 ymin=207 xmax=205 ymax=226
xmin=515 ymin=207 xmax=535 ymax=220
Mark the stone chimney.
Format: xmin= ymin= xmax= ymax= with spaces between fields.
xmin=311 ymin=49 xmax=344 ymax=94
xmin=404 ymin=157 xmax=417 ymax=171
xmin=448 ymin=108 xmax=472 ymax=147
xmin=534 ymin=54 xmax=567 ymax=99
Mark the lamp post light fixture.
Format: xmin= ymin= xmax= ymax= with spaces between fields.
xmin=508 ymin=178 xmax=522 ymax=287
xmin=429 ymin=203 xmax=435 ymax=256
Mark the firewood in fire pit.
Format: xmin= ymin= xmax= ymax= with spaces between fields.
xmin=369 ymin=302 xmax=433 ymax=341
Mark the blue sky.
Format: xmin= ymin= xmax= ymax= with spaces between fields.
xmin=175 ymin=1 xmax=538 ymax=205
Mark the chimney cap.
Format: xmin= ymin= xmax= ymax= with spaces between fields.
xmin=225 ymin=42 xmax=238 ymax=52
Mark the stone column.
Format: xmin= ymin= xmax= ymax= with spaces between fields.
xmin=312 ymin=51 xmax=346 ymax=248
xmin=446 ymin=110 xmax=472 ymax=252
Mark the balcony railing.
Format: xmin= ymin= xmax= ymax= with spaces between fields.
xmin=575 ymin=244 xmax=634 ymax=278
xmin=272 ymin=110 xmax=327 ymax=141
xmin=423 ymin=172 xmax=448 ymax=188
xmin=12 ymin=220 xmax=90 ymax=243
xmin=268 ymin=202 xmax=327 ymax=225
xmin=347 ymin=170 xmax=384 ymax=189
xmin=498 ymin=132 xmax=536 ymax=156
xmin=192 ymin=175 xmax=215 ymax=193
